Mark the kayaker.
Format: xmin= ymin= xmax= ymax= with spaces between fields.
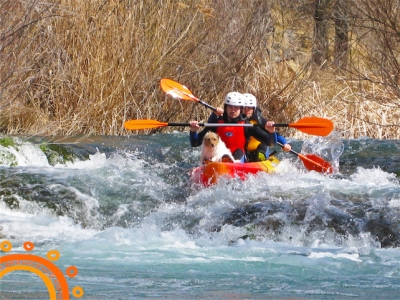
xmin=189 ymin=92 xmax=277 ymax=163
xmin=242 ymin=93 xmax=291 ymax=162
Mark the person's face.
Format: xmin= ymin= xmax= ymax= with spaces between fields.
xmin=243 ymin=106 xmax=254 ymax=118
xmin=226 ymin=105 xmax=242 ymax=119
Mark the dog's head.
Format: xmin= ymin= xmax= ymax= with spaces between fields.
xmin=203 ymin=131 xmax=220 ymax=148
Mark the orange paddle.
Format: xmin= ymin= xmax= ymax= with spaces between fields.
xmin=160 ymin=78 xmax=333 ymax=136
xmin=125 ymin=118 xmax=334 ymax=173
xmin=124 ymin=118 xmax=331 ymax=133
xmin=160 ymin=78 xmax=217 ymax=111
xmin=278 ymin=142 xmax=333 ymax=174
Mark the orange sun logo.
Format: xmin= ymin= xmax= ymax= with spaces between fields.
xmin=0 ymin=240 xmax=84 ymax=299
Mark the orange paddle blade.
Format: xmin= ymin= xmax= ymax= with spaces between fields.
xmin=288 ymin=117 xmax=333 ymax=136
xmin=124 ymin=120 xmax=168 ymax=130
xmin=160 ymin=78 xmax=198 ymax=101
xmin=298 ymin=153 xmax=333 ymax=174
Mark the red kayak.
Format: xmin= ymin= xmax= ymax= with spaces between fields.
xmin=191 ymin=156 xmax=280 ymax=186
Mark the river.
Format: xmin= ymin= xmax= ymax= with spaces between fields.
xmin=0 ymin=133 xmax=399 ymax=299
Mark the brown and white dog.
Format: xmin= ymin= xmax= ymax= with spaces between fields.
xmin=200 ymin=131 xmax=236 ymax=164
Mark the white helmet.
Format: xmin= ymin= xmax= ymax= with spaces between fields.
xmin=243 ymin=93 xmax=257 ymax=107
xmin=224 ymin=92 xmax=243 ymax=106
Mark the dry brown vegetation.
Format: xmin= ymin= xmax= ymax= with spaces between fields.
xmin=0 ymin=0 xmax=399 ymax=139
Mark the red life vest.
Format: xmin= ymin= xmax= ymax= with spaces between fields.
xmin=216 ymin=119 xmax=246 ymax=154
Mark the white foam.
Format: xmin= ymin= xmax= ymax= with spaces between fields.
xmin=0 ymin=139 xmax=49 ymax=167
xmin=55 ymin=151 xmax=107 ymax=169
xmin=389 ymin=198 xmax=400 ymax=208
xmin=0 ymin=200 xmax=97 ymax=244
xmin=350 ymin=166 xmax=399 ymax=187
xmin=308 ymin=251 xmax=362 ymax=262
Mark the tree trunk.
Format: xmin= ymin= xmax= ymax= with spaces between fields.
xmin=334 ymin=0 xmax=349 ymax=68
xmin=312 ymin=0 xmax=330 ymax=66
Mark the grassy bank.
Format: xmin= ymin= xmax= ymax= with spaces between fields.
xmin=1 ymin=0 xmax=399 ymax=139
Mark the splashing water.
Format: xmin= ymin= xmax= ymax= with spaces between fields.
xmin=0 ymin=134 xmax=399 ymax=299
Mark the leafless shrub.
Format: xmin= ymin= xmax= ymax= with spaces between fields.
xmin=0 ymin=0 xmax=399 ymax=138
